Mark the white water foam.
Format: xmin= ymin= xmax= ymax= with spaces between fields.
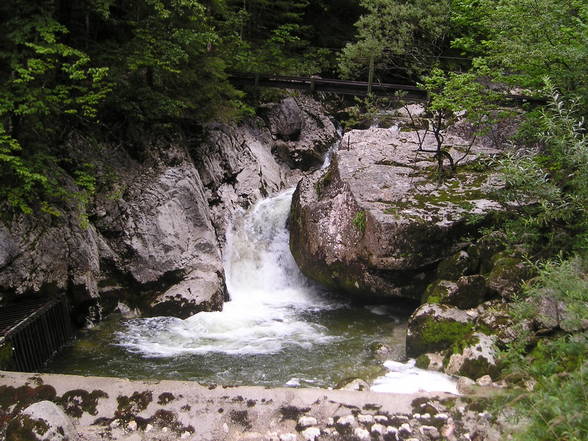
xmin=371 ymin=359 xmax=459 ymax=395
xmin=117 ymin=189 xmax=339 ymax=357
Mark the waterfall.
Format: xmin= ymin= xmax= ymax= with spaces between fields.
xmin=111 ymin=128 xmax=459 ymax=394
xmin=117 ymin=189 xmax=338 ymax=357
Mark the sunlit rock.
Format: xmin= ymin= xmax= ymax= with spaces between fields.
xmin=290 ymin=127 xmax=504 ymax=301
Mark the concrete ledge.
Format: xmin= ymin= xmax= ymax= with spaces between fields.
xmin=0 ymin=371 xmax=454 ymax=440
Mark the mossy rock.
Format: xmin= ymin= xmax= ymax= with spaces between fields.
xmin=467 ymin=232 xmax=506 ymax=275
xmin=454 ymin=275 xmax=488 ymax=308
xmin=436 ymin=250 xmax=478 ymax=281
xmin=7 ymin=401 xmax=77 ymax=441
xmin=422 ymin=280 xmax=458 ymax=304
xmin=444 ymin=333 xmax=500 ymax=380
xmin=423 ymin=275 xmax=487 ymax=309
xmin=406 ymin=304 xmax=476 ymax=357
xmin=487 ymin=252 xmax=535 ymax=299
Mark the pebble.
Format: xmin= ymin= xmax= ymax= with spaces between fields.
xmin=478 ymin=411 xmax=492 ymax=419
xmin=162 ymin=427 xmax=168 ymax=433
xmin=279 ymin=434 xmax=297 ymax=441
xmin=337 ymin=415 xmax=357 ymax=426
xmin=110 ymin=419 xmax=121 ymax=429
xmin=301 ymin=427 xmax=321 ymax=441
xmin=223 ymin=423 xmax=229 ymax=433
xmin=371 ymin=424 xmax=386 ymax=435
xmin=354 ymin=427 xmax=370 ymax=441
xmin=420 ymin=425 xmax=440 ymax=439
xmin=391 ymin=415 xmax=409 ymax=424
xmin=476 ymin=375 xmax=493 ymax=387
xmin=434 ymin=413 xmax=449 ymax=422
xmin=127 ymin=420 xmax=137 ymax=431
xmin=374 ymin=415 xmax=388 ymax=423
xmin=385 ymin=426 xmax=399 ymax=440
xmin=145 ymin=424 xmax=153 ymax=432
xmin=298 ymin=416 xmax=318 ymax=428
xmin=399 ymin=423 xmax=412 ymax=436
xmin=357 ymin=414 xmax=374 ymax=424
xmin=181 ymin=431 xmax=191 ymax=439
xmin=322 ymin=428 xmax=337 ymax=436
xmin=326 ymin=417 xmax=335 ymax=426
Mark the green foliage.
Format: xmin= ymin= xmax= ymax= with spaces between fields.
xmin=483 ymin=0 xmax=588 ymax=103
xmin=339 ymin=0 xmax=452 ymax=81
xmin=0 ymin=1 xmax=111 ymax=214
xmin=0 ymin=0 xmax=248 ymax=215
xmin=352 ymin=210 xmax=367 ymax=233
xmin=341 ymin=95 xmax=385 ymax=130
xmin=497 ymin=81 xmax=588 ymax=253
xmin=499 ymin=256 xmax=588 ymax=441
xmin=449 ymin=0 xmax=493 ymax=57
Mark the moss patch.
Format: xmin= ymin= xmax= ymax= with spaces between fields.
xmin=415 ymin=354 xmax=430 ymax=369
xmin=58 ymin=389 xmax=108 ymax=418
xmin=229 ymin=410 xmax=252 ymax=430
xmin=6 ymin=414 xmax=50 ymax=441
xmin=352 ymin=210 xmax=367 ymax=233
xmin=420 ymin=320 xmax=475 ymax=352
xmin=0 ymin=385 xmax=57 ymax=414
xmin=315 ymin=168 xmax=333 ymax=198
xmin=279 ymin=405 xmax=311 ymax=421
xmin=157 ymin=393 xmax=175 ymax=405
xmin=116 ymin=391 xmax=152 ymax=419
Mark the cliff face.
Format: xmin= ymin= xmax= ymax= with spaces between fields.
xmin=0 ymin=95 xmax=339 ymax=322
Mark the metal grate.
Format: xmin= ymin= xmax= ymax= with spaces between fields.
xmin=0 ymin=295 xmax=74 ymax=372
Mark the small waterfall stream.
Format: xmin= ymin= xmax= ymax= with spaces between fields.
xmin=118 ymin=189 xmax=339 ymax=357
xmin=45 ymin=133 xmax=458 ymax=393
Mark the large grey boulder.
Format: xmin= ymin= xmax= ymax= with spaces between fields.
xmin=289 ymin=127 xmax=502 ymax=301
xmin=264 ymin=95 xmax=339 ymax=170
xmin=0 ymin=95 xmax=338 ymax=322
xmin=94 ymin=145 xmax=226 ymax=319
xmin=7 ymin=401 xmax=78 ymax=441
xmin=444 ymin=333 xmax=499 ymax=379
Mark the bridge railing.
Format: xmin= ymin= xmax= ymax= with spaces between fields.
xmin=0 ymin=295 xmax=74 ymax=372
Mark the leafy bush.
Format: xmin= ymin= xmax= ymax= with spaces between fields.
xmin=497 ymin=81 xmax=588 ymax=254
xmin=499 ymin=256 xmax=588 ymax=441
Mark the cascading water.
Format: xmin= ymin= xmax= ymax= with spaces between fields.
xmin=45 ymin=129 xmax=458 ymax=393
xmin=118 ymin=188 xmax=339 ymax=358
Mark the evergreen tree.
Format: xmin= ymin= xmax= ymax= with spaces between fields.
xmin=339 ymin=0 xmax=451 ymax=82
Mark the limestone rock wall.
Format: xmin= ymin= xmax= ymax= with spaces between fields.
xmin=0 ymin=96 xmax=338 ymax=321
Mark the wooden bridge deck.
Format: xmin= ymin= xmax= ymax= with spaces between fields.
xmin=229 ymin=72 xmax=546 ymax=104
xmin=229 ymin=72 xmax=428 ymax=98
